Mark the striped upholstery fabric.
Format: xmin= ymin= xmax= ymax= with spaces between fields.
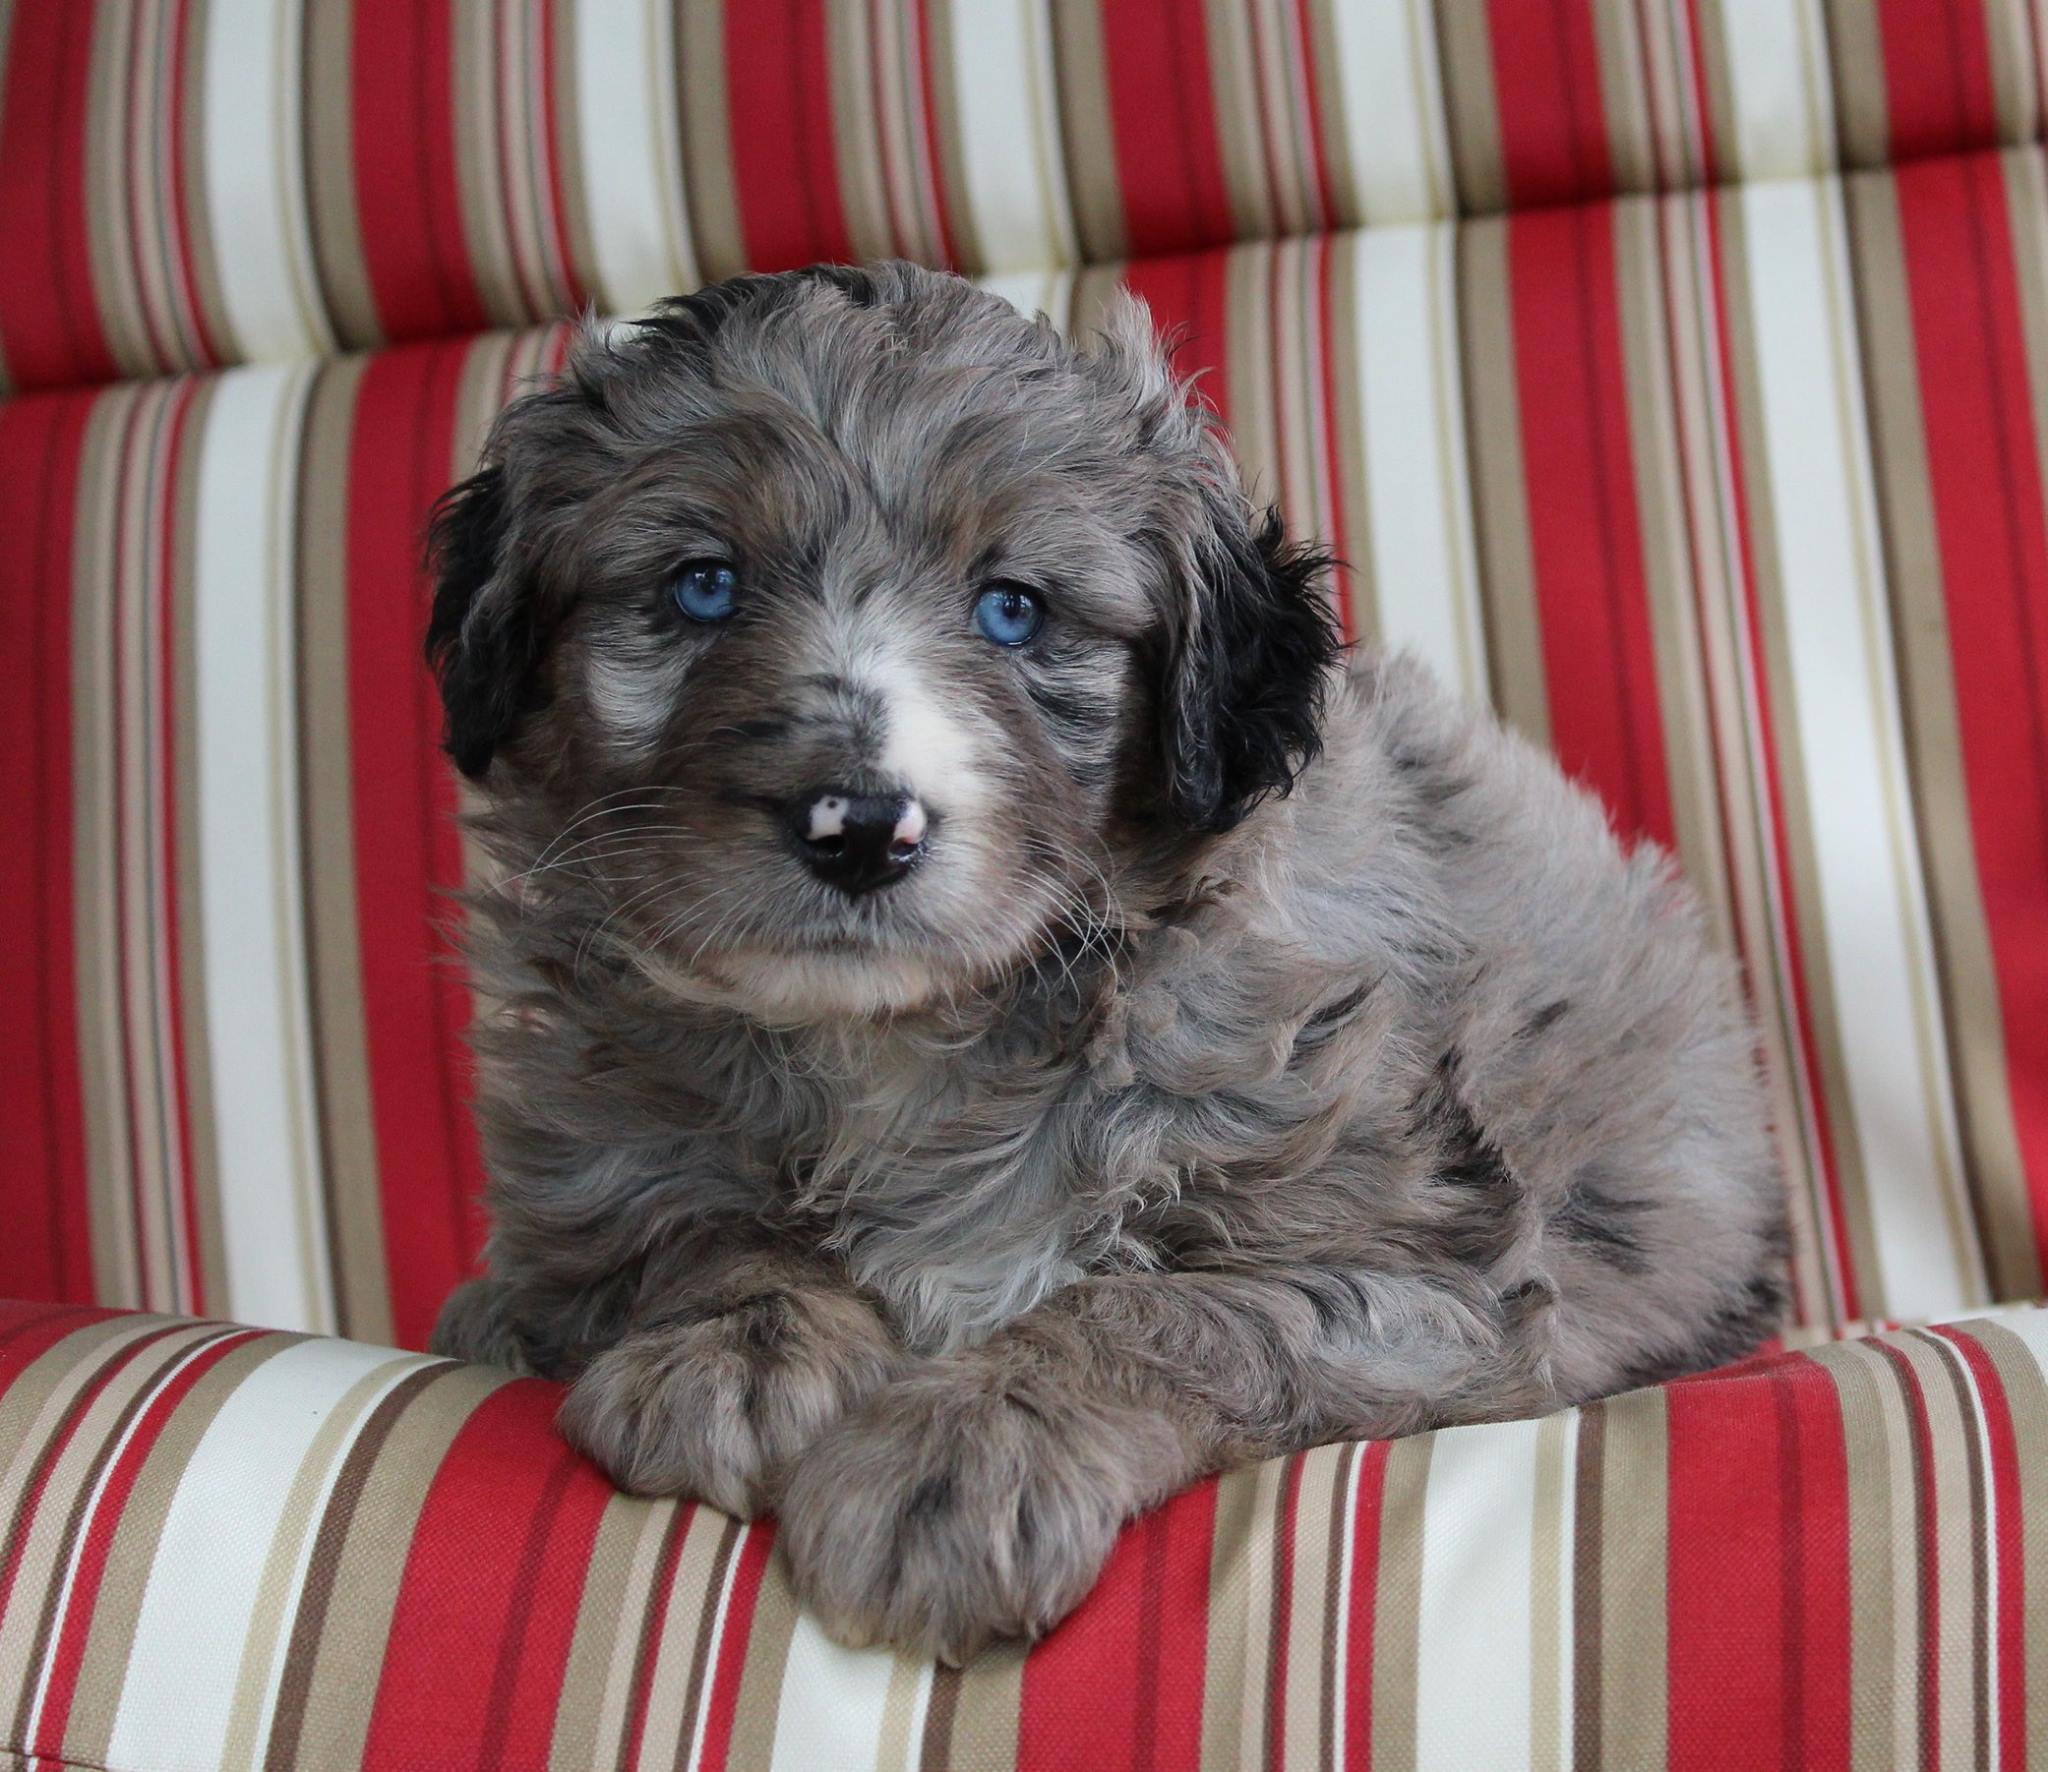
xmin=8 ymin=4 xmax=2048 ymax=1767
xmin=7 ymin=0 xmax=2048 ymax=390
xmin=4 ymin=1297 xmax=2047 ymax=1771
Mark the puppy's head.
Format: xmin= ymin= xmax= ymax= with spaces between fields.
xmin=428 ymin=263 xmax=1338 ymax=1020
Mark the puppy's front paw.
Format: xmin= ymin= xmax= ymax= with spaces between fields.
xmin=558 ymin=1287 xmax=898 ymax=1515
xmin=776 ymin=1362 xmax=1186 ymax=1665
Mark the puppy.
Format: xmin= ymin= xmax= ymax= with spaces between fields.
xmin=426 ymin=261 xmax=1785 ymax=1663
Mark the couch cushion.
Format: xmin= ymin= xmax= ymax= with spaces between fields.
xmin=4 ymin=0 xmax=2046 ymax=391
xmin=7 ymin=156 xmax=2047 ymax=1342
xmin=0 ymin=1298 xmax=2041 ymax=1771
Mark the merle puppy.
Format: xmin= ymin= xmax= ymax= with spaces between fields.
xmin=425 ymin=261 xmax=1784 ymax=1663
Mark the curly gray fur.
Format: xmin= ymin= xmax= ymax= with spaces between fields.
xmin=424 ymin=262 xmax=1786 ymax=1663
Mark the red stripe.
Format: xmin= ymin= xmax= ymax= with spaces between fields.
xmin=1018 ymin=1475 xmax=1215 ymax=1772
xmin=32 ymin=1329 xmax=255 ymax=1750
xmin=1486 ymin=0 xmax=1616 ymax=208
xmin=1342 ymin=1443 xmax=1388 ymax=1768
xmin=1891 ymin=150 xmax=2048 ymax=1273
xmin=724 ymin=0 xmax=855 ymax=271
xmin=0 ymin=0 xmax=117 ymax=388
xmin=1505 ymin=201 xmax=1676 ymax=851
xmin=0 ymin=1306 xmax=115 ymax=1395
xmin=0 ymin=395 xmax=95 ymax=1305
xmin=350 ymin=0 xmax=489 ymax=340
xmin=1120 ymin=249 xmax=1233 ymax=432
xmin=696 ymin=1521 xmax=776 ymax=1772
xmin=1934 ymin=1325 xmax=2026 ymax=1771
xmin=361 ymin=1377 xmax=610 ymax=1767
xmin=345 ymin=341 xmax=489 ymax=1351
xmin=1876 ymin=0 xmax=2002 ymax=163
xmin=1665 ymin=1356 xmax=1851 ymax=1771
xmin=1099 ymin=0 xmax=1234 ymax=255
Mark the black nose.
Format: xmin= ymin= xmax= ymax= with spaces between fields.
xmin=787 ymin=789 xmax=928 ymax=896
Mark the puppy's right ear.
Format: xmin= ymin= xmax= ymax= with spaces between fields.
xmin=425 ymin=464 xmax=544 ymax=779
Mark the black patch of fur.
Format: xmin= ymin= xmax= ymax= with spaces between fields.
xmin=1162 ymin=508 xmax=1343 ymax=833
xmin=1406 ymin=1053 xmax=1524 ymax=1267
xmin=1612 ymin=1270 xmax=1788 ymax=1391
xmin=424 ymin=464 xmax=552 ymax=779
xmin=1520 ymin=1000 xmax=1570 ymax=1038
xmin=1550 ymin=1180 xmax=1652 ymax=1274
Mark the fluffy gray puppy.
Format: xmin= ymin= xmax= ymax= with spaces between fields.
xmin=425 ymin=261 xmax=1785 ymax=1663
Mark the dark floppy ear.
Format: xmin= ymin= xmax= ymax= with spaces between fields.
xmin=1162 ymin=503 xmax=1342 ymax=834
xmin=424 ymin=463 xmax=544 ymax=779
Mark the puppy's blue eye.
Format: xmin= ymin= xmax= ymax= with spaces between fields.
xmin=973 ymin=583 xmax=1045 ymax=647
xmin=670 ymin=561 xmax=738 ymax=623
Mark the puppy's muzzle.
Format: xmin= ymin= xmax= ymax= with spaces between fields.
xmin=790 ymin=788 xmax=929 ymax=897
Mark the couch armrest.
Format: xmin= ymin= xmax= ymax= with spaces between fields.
xmin=0 ymin=1300 xmax=2040 ymax=1771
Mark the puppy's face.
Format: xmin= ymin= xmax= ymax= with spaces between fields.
xmin=429 ymin=264 xmax=1336 ymax=1021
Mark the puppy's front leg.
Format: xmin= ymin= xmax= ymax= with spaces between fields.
xmin=558 ymin=1247 xmax=903 ymax=1516
xmin=778 ymin=1266 xmax=1549 ymax=1663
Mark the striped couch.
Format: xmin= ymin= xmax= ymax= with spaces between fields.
xmin=3 ymin=3 xmax=2047 ymax=1767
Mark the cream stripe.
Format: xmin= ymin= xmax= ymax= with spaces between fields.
xmin=191 ymin=361 xmax=334 ymax=1336
xmin=573 ymin=0 xmax=698 ymax=313
xmin=949 ymin=0 xmax=1077 ymax=271
xmin=1327 ymin=0 xmax=1451 ymax=223
xmin=1349 ymin=222 xmax=1485 ymax=701
xmin=1736 ymin=176 xmax=1980 ymax=1319
xmin=1716 ymin=0 xmax=1836 ymax=182
xmin=977 ymin=265 xmax=1076 ymax=329
xmin=103 ymin=1337 xmax=424 ymax=1768
xmin=201 ymin=0 xmax=331 ymax=360
xmin=1412 ymin=1416 xmax=1543 ymax=1769
xmin=765 ymin=1610 xmax=903 ymax=1771
xmin=1528 ymin=1411 xmax=1576 ymax=1772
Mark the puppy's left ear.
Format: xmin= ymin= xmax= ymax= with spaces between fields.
xmin=424 ymin=462 xmax=548 ymax=779
xmin=1162 ymin=497 xmax=1342 ymax=834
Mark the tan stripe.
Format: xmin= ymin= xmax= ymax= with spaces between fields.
xmin=1690 ymin=0 xmax=1744 ymax=182
xmin=1660 ymin=187 xmax=1833 ymax=1322
xmin=303 ymin=0 xmax=380 ymax=347
xmin=635 ymin=1506 xmax=740 ymax=1769
xmin=1716 ymin=185 xmax=1882 ymax=1319
xmin=1588 ymin=0 xmax=1654 ymax=198
xmin=1984 ymin=0 xmax=2040 ymax=144
xmin=1198 ymin=1456 xmax=1274 ymax=1772
xmin=1824 ymin=0 xmax=1891 ymax=169
xmin=872 ymin=1655 xmax=932 ymax=1772
xmin=71 ymin=391 xmax=144 ymax=1308
xmin=1317 ymin=1443 xmax=1359 ymax=1772
xmin=1326 ymin=233 xmax=1375 ymax=642
xmin=918 ymin=1662 xmax=964 ymax=1771
xmin=81 ymin=0 xmax=156 ymax=378
xmin=1530 ymin=1412 xmax=1573 ymax=1772
xmin=673 ymin=0 xmax=742 ymax=281
xmin=1048 ymin=0 xmax=1125 ymax=262
xmin=822 ymin=4 xmax=893 ymax=266
xmin=292 ymin=355 xmax=392 ymax=1347
xmin=251 ymin=1359 xmax=509 ymax=1769
xmin=1570 ymin=1403 xmax=1604 ymax=1772
xmin=1224 ymin=240 xmax=1279 ymax=510
xmin=454 ymin=0 xmax=530 ymax=325
xmin=1633 ymin=0 xmax=1702 ymax=191
xmin=257 ymin=1360 xmax=448 ymax=1770
xmin=1367 ymin=1435 xmax=1432 ymax=1772
xmin=1615 ymin=191 xmax=1738 ymax=955
xmin=942 ymin=1643 xmax=1025 ymax=1772
xmin=923 ymin=0 xmax=981 ymax=270
xmin=1456 ymin=214 xmax=1548 ymax=746
xmin=718 ymin=1540 xmax=804 ymax=1772
xmin=1963 ymin=1320 xmax=2048 ymax=1753
xmin=0 ymin=1322 xmax=243 ymax=1731
xmin=1201 ymin=0 xmax=1273 ymax=244
xmin=1435 ymin=0 xmax=1505 ymax=215
xmin=177 ymin=0 xmax=233 ymax=366
xmin=1847 ymin=163 xmax=2041 ymax=1302
xmin=1279 ymin=1446 xmax=1344 ymax=1768
xmin=61 ymin=1332 xmax=300 ymax=1765
xmin=1597 ymin=1385 xmax=1666 ymax=1770
xmin=548 ymin=1496 xmax=678 ymax=1768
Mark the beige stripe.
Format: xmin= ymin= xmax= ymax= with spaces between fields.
xmin=452 ymin=0 xmax=527 ymax=326
xmin=872 ymin=1656 xmax=934 ymax=1772
xmin=1201 ymin=0 xmax=1271 ymax=243
xmin=1847 ymin=162 xmax=2041 ymax=1303
xmin=1714 ymin=185 xmax=1874 ymax=1322
xmin=59 ymin=1332 xmax=293 ymax=1766
xmin=1529 ymin=1412 xmax=1574 ymax=1772
xmin=1048 ymin=0 xmax=1125 ymax=262
xmin=1223 ymin=240 xmax=1279 ymax=508
xmin=1326 ymin=231 xmax=1375 ymax=640
xmin=1596 ymin=1386 xmax=1667 ymax=1771
xmin=941 ymin=1642 xmax=1024 ymax=1772
xmin=823 ymin=4 xmax=894 ymax=266
xmin=169 ymin=379 xmax=228 ymax=1318
xmin=922 ymin=0 xmax=980 ymax=269
xmin=1824 ymin=0 xmax=1890 ymax=169
xmin=303 ymin=0 xmax=380 ymax=347
xmin=1368 ymin=1435 xmax=1432 ymax=1772
xmin=549 ymin=1496 xmax=678 ymax=1768
xmin=1615 ymin=191 xmax=1738 ymax=956
xmin=72 ymin=390 xmax=145 ymax=1309
xmin=177 ymin=0 xmax=232 ymax=366
xmin=634 ymin=1505 xmax=738 ymax=1768
xmin=1985 ymin=0 xmax=2040 ymax=144
xmin=82 ymin=0 xmax=155 ymax=378
xmin=257 ymin=1359 xmax=508 ymax=1769
xmin=1435 ymin=0 xmax=1505 ymax=216
xmin=1588 ymin=0 xmax=1655 ymax=199
xmin=1455 ymin=214 xmax=1548 ymax=746
xmin=1965 ymin=1319 xmax=2048 ymax=1754
xmin=1198 ymin=1456 xmax=1271 ymax=1772
xmin=294 ymin=355 xmax=392 ymax=1346
xmin=674 ymin=0 xmax=743 ymax=281
xmin=1279 ymin=1445 xmax=1346 ymax=1768
xmin=718 ymin=1532 xmax=805 ymax=1772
